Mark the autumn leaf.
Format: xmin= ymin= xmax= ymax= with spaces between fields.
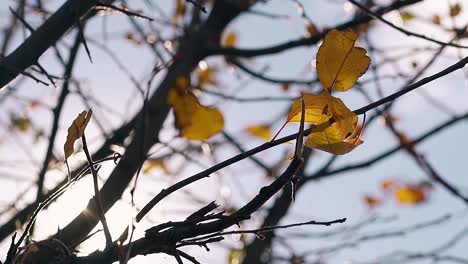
xmin=399 ymin=11 xmax=415 ymax=23
xmin=432 ymin=14 xmax=441 ymax=25
xmin=395 ymin=186 xmax=426 ymax=205
xmin=245 ymin=124 xmax=272 ymax=141
xmin=223 ymin=32 xmax=237 ymax=47
xmin=316 ymin=29 xmax=370 ymax=92
xmin=11 ymin=116 xmax=31 ymax=132
xmin=64 ymin=110 xmax=92 ymax=159
xmin=143 ymin=159 xmax=171 ymax=175
xmin=363 ymin=194 xmax=381 ymax=208
xmin=168 ymin=77 xmax=224 ymax=140
xmin=286 ymin=92 xmax=362 ymax=155
xmin=381 ymin=179 xmax=398 ymax=190
xmin=305 ymin=119 xmax=362 ymax=155
xmin=449 ymin=3 xmax=462 ymax=17
xmin=228 ymin=248 xmax=244 ymax=264
xmin=197 ymin=66 xmax=217 ymax=87
xmin=172 ymin=0 xmax=186 ymax=23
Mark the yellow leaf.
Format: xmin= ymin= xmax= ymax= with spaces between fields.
xmin=223 ymin=32 xmax=237 ymax=47
xmin=450 ymin=3 xmax=462 ymax=17
xmin=286 ymin=92 xmax=362 ymax=155
xmin=395 ymin=186 xmax=426 ymax=205
xmin=64 ymin=110 xmax=92 ymax=159
xmin=168 ymin=79 xmax=224 ymax=140
xmin=245 ymin=124 xmax=272 ymax=141
xmin=399 ymin=11 xmax=415 ymax=23
xmin=305 ymin=123 xmax=362 ymax=155
xmin=287 ymin=92 xmax=354 ymax=125
xmin=172 ymin=0 xmax=186 ymax=23
xmin=11 ymin=116 xmax=31 ymax=132
xmin=316 ymin=29 xmax=370 ymax=92
xmin=143 ymin=160 xmax=171 ymax=175
xmin=228 ymin=248 xmax=244 ymax=264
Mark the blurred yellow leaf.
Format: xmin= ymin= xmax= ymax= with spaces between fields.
xmin=399 ymin=11 xmax=415 ymax=22
xmin=381 ymin=179 xmax=398 ymax=190
xmin=125 ymin=32 xmax=143 ymax=45
xmin=432 ymin=14 xmax=441 ymax=25
xmin=395 ymin=186 xmax=426 ymax=205
xmin=245 ymin=124 xmax=272 ymax=141
xmin=172 ymin=0 xmax=186 ymax=23
xmin=11 ymin=116 xmax=31 ymax=132
xmin=223 ymin=32 xmax=237 ymax=47
xmin=197 ymin=66 xmax=217 ymax=86
xmin=64 ymin=110 xmax=92 ymax=159
xmin=363 ymin=194 xmax=381 ymax=208
xmin=228 ymin=248 xmax=244 ymax=264
xmin=316 ymin=29 xmax=370 ymax=92
xmin=168 ymin=78 xmax=224 ymax=140
xmin=143 ymin=160 xmax=171 ymax=175
xmin=450 ymin=3 xmax=462 ymax=17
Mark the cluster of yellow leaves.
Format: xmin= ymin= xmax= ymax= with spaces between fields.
xmin=168 ymin=77 xmax=224 ymax=140
xmin=64 ymin=110 xmax=92 ymax=159
xmin=363 ymin=179 xmax=431 ymax=208
xmin=282 ymin=29 xmax=370 ymax=155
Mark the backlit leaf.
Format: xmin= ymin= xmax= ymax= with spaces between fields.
xmin=168 ymin=77 xmax=224 ymax=140
xmin=228 ymin=248 xmax=245 ymax=264
xmin=64 ymin=110 xmax=92 ymax=159
xmin=395 ymin=186 xmax=426 ymax=205
xmin=316 ymin=29 xmax=370 ymax=92
xmin=305 ymin=121 xmax=362 ymax=155
xmin=287 ymin=92 xmax=361 ymax=155
xmin=245 ymin=124 xmax=272 ymax=141
xmin=223 ymin=32 xmax=237 ymax=47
